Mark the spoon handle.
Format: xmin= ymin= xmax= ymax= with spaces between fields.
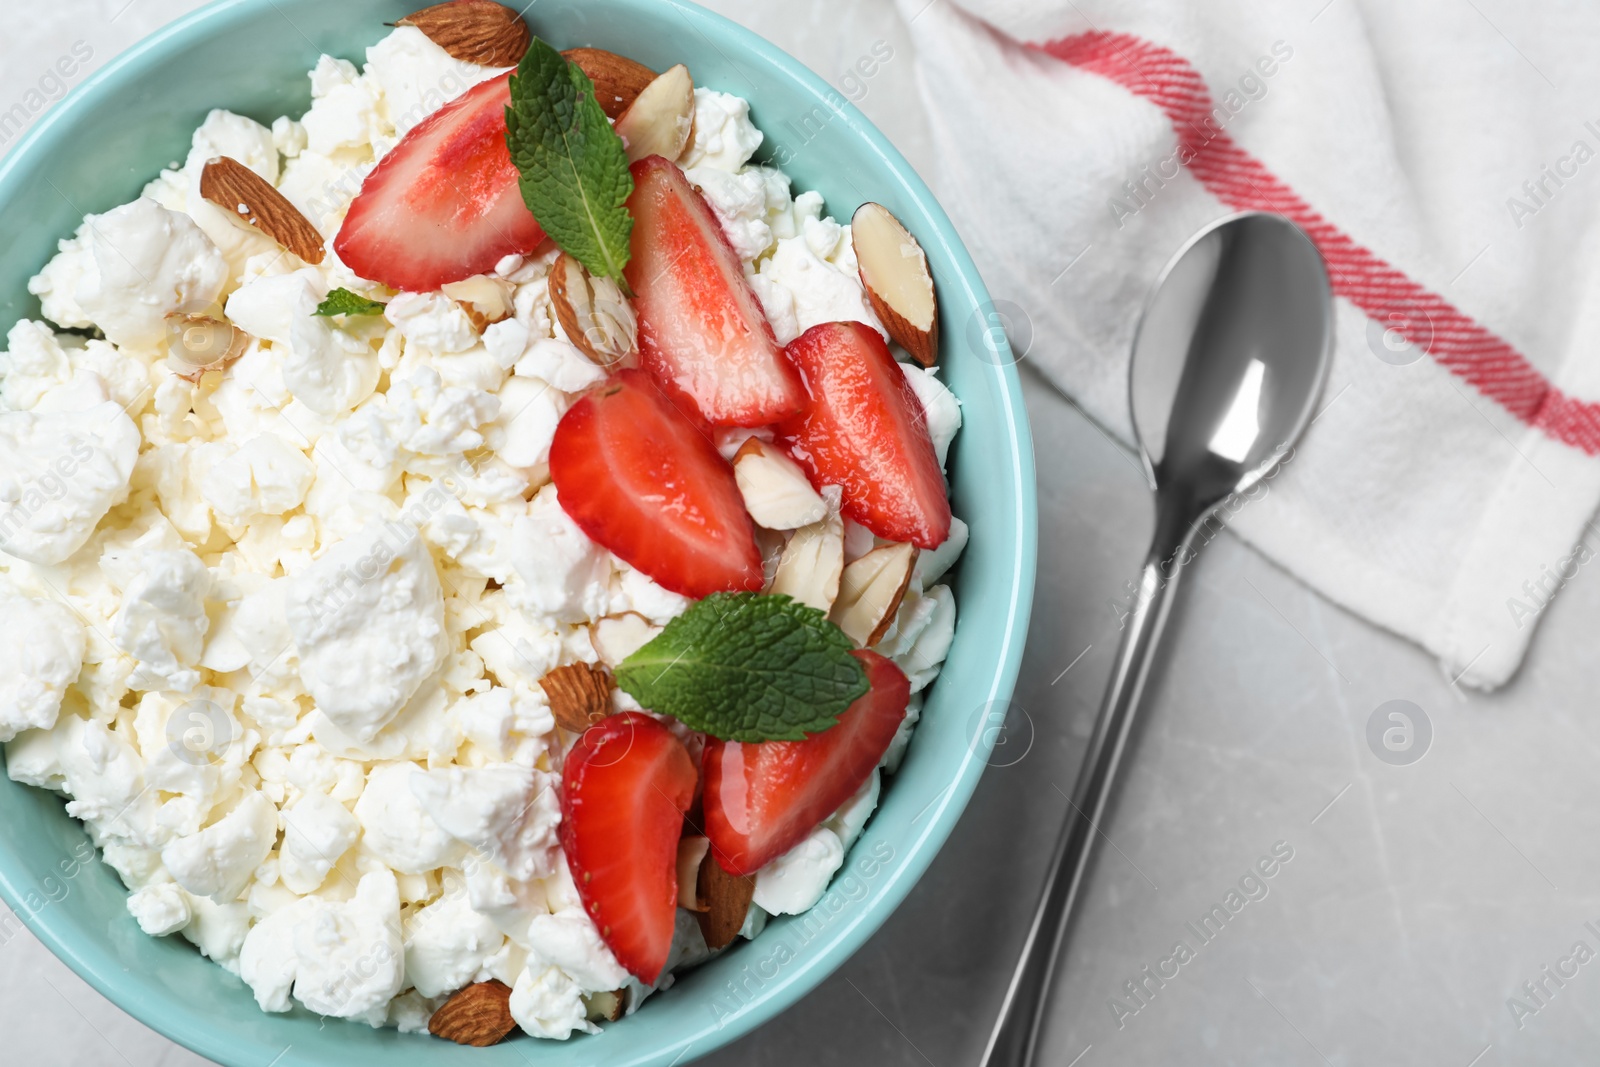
xmin=980 ymin=510 xmax=1197 ymax=1067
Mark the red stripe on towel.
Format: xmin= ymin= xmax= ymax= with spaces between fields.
xmin=1035 ymin=30 xmax=1600 ymax=454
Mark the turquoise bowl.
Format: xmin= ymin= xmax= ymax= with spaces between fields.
xmin=0 ymin=1 xmax=1036 ymax=1063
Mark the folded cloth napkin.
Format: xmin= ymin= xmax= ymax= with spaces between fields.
xmin=896 ymin=0 xmax=1600 ymax=688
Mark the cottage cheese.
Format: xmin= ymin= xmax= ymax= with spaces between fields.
xmin=285 ymin=520 xmax=449 ymax=743
xmin=0 ymin=401 xmax=140 ymax=564
xmin=27 ymin=197 xmax=228 ymax=351
xmin=161 ymin=791 xmax=277 ymax=900
xmin=225 ymin=270 xmax=379 ymax=416
xmin=1 ymin=26 xmax=964 ymax=1042
xmin=752 ymin=206 xmax=886 ymax=345
xmin=111 ymin=548 xmax=211 ymax=693
xmin=127 ymin=881 xmax=192 ymax=936
xmin=511 ymin=964 xmax=591 ymax=1039
xmin=279 ymin=788 xmax=360 ymax=893
xmin=404 ymin=887 xmax=506 ymax=998
xmin=0 ymin=593 xmax=85 ymax=741
xmin=239 ymin=869 xmax=405 ymax=1019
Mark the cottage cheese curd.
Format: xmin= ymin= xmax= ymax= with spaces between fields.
xmin=1 ymin=26 xmax=964 ymax=1041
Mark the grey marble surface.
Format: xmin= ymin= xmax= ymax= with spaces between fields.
xmin=5 ymin=2 xmax=1600 ymax=1065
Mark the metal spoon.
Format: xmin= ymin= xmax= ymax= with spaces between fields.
xmin=981 ymin=212 xmax=1334 ymax=1067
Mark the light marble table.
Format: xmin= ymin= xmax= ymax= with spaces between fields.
xmin=6 ymin=2 xmax=1600 ymax=1065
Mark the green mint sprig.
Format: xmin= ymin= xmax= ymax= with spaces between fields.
xmin=314 ymin=288 xmax=386 ymax=317
xmin=616 ymin=593 xmax=870 ymax=743
xmin=505 ymin=37 xmax=634 ymax=288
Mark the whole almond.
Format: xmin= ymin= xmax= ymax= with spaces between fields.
xmin=563 ymin=47 xmax=658 ymax=118
xmin=539 ymin=662 xmax=615 ymax=733
xmin=695 ymin=849 xmax=756 ymax=951
xmin=398 ymin=0 xmax=531 ymax=66
xmin=428 ymin=980 xmax=517 ymax=1047
xmin=200 ymin=157 xmax=325 ymax=265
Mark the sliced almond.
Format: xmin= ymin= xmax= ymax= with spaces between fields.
xmin=547 ymin=252 xmax=637 ymax=365
xmin=164 ymin=313 xmax=249 ymax=382
xmin=563 ymin=47 xmax=658 ymax=119
xmin=591 ymin=613 xmax=662 ymax=667
xmin=677 ymin=834 xmax=711 ymax=911
xmin=695 ymin=846 xmax=756 ymax=951
xmin=733 ymin=438 xmax=828 ymax=530
xmin=852 ymin=202 xmax=938 ymax=367
xmin=428 ymin=979 xmax=517 ymax=1047
xmin=769 ymin=507 xmax=844 ymax=613
xmin=615 ymin=63 xmax=695 ymax=164
xmin=831 ymin=541 xmax=918 ymax=647
xmin=583 ymin=988 xmax=628 ymax=1023
xmin=538 ymin=662 xmax=614 ymax=733
xmin=398 ymin=0 xmax=531 ymax=66
xmin=200 ymin=156 xmax=325 ymax=265
xmin=442 ymin=275 xmax=515 ymax=334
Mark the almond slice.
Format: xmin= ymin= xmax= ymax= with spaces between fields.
xmin=200 ymin=157 xmax=325 ymax=265
xmin=769 ymin=505 xmax=844 ymax=613
xmin=538 ymin=662 xmax=614 ymax=733
xmin=733 ymin=438 xmax=828 ymax=530
xmin=695 ymin=844 xmax=756 ymax=951
xmin=831 ymin=541 xmax=918 ymax=647
xmin=677 ymin=834 xmax=711 ymax=911
xmin=590 ymin=613 xmax=662 ymax=667
xmin=164 ymin=313 xmax=249 ymax=382
xmin=441 ymin=275 xmax=515 ymax=334
xmin=584 ymin=988 xmax=629 ymax=1023
xmin=398 ymin=0 xmax=531 ymax=66
xmin=428 ymin=979 xmax=517 ymax=1047
xmin=615 ymin=63 xmax=695 ymax=164
xmin=852 ymin=202 xmax=938 ymax=367
xmin=547 ymin=251 xmax=638 ymax=365
xmin=563 ymin=48 xmax=658 ymax=119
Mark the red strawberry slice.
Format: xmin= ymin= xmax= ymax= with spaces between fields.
xmin=334 ymin=72 xmax=545 ymax=292
xmin=775 ymin=321 xmax=952 ymax=549
xmin=549 ymin=368 xmax=764 ymax=598
xmin=561 ymin=712 xmax=697 ymax=984
xmin=702 ymin=651 xmax=909 ymax=876
xmin=624 ymin=155 xmax=804 ymax=427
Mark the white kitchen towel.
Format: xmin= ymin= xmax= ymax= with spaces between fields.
xmin=896 ymin=0 xmax=1600 ymax=688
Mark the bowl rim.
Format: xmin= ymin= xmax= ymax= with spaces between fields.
xmin=0 ymin=1 xmax=1039 ymax=1063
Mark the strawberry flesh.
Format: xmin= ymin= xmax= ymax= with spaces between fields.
xmin=624 ymin=155 xmax=804 ymax=427
xmin=549 ymin=368 xmax=764 ymax=599
xmin=702 ymin=651 xmax=909 ymax=876
xmin=335 ymin=71 xmax=545 ymax=292
xmin=561 ymin=712 xmax=697 ymax=984
xmin=775 ymin=321 xmax=952 ymax=549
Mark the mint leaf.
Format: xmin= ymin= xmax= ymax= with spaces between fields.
xmin=314 ymin=289 xmax=386 ymax=317
xmin=505 ymin=37 xmax=634 ymax=285
xmin=616 ymin=594 xmax=870 ymax=742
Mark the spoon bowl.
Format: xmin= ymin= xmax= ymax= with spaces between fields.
xmin=1133 ymin=212 xmax=1334 ymax=514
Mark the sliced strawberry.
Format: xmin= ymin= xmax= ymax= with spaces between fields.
xmin=561 ymin=712 xmax=697 ymax=984
xmin=775 ymin=321 xmax=952 ymax=549
xmin=334 ymin=72 xmax=545 ymax=292
xmin=549 ymin=368 xmax=764 ymax=598
xmin=624 ymin=155 xmax=804 ymax=426
xmin=702 ymin=651 xmax=909 ymax=876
